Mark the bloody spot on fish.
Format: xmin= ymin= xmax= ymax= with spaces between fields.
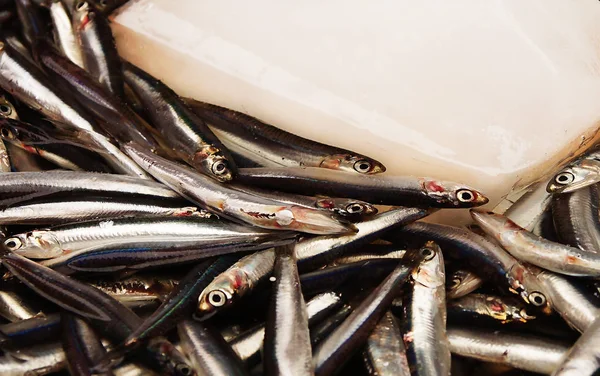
xmin=240 ymin=209 xmax=276 ymax=219
xmin=424 ymin=180 xmax=445 ymax=193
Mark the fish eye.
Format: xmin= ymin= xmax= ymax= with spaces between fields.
xmin=76 ymin=1 xmax=87 ymax=10
xmin=4 ymin=238 xmax=22 ymax=251
xmin=456 ymin=189 xmax=475 ymax=203
xmin=420 ymin=247 xmax=436 ymax=260
xmin=99 ymin=0 xmax=108 ymax=6
xmin=555 ymin=172 xmax=575 ymax=185
xmin=175 ymin=364 xmax=193 ymax=376
xmin=211 ymin=160 xmax=228 ymax=175
xmin=353 ymin=160 xmax=372 ymax=173
xmin=0 ymin=127 xmax=12 ymax=139
xmin=0 ymin=105 xmax=11 ymax=116
xmin=449 ymin=277 xmax=461 ymax=288
xmin=529 ymin=291 xmax=546 ymax=307
xmin=207 ymin=290 xmax=227 ymax=307
xmin=345 ymin=203 xmax=364 ymax=214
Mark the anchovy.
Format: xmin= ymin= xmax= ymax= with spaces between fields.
xmin=472 ymin=209 xmax=600 ymax=277
xmin=448 ymin=327 xmax=569 ymax=375
xmin=6 ymin=143 xmax=47 ymax=171
xmin=61 ymin=312 xmax=113 ymax=376
xmin=329 ymin=245 xmax=406 ymax=265
xmin=264 ymin=244 xmax=312 ymax=376
xmin=547 ymin=150 xmax=600 ymax=194
xmin=0 ymin=117 xmax=111 ymax=172
xmin=0 ymin=288 xmax=39 ymax=322
xmin=528 ymin=267 xmax=600 ymax=333
xmin=15 ymin=0 xmax=46 ymax=47
xmin=1 ymin=252 xmax=193 ymax=375
xmin=0 ymin=41 xmax=148 ymax=177
xmin=552 ymin=184 xmax=600 ymax=253
xmin=178 ymin=320 xmax=248 ymax=376
xmin=391 ymin=222 xmax=552 ymax=308
xmin=295 ymin=207 xmax=431 ymax=271
xmin=362 ymin=311 xmax=410 ymax=376
xmin=229 ymin=291 xmax=342 ymax=367
xmin=89 ymin=275 xmax=178 ymax=309
xmin=0 ymin=171 xmax=178 ymax=205
xmin=0 ymin=313 xmax=61 ymax=348
xmin=124 ymin=143 xmax=354 ymax=235
xmin=0 ymin=342 xmax=66 ymax=376
xmin=230 ymin=183 xmax=378 ymax=221
xmin=71 ymin=1 xmax=125 ymax=98
xmin=185 ymin=98 xmax=386 ymax=174
xmin=401 ymin=242 xmax=450 ymax=376
xmin=236 ymin=167 xmax=489 ymax=208
xmin=312 ymin=249 xmax=424 ymax=376
xmin=0 ymin=195 xmax=206 ymax=225
xmin=121 ymin=257 xmax=236 ymax=350
xmin=48 ymin=0 xmax=85 ymax=68
xmin=445 ymin=269 xmax=484 ymax=300
xmin=196 ymin=248 xmax=275 ymax=320
xmin=448 ymin=293 xmax=535 ymax=323
xmin=552 ymin=316 xmax=600 ymax=375
xmin=123 ymin=63 xmax=237 ymax=182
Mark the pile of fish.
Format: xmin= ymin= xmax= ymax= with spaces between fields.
xmin=0 ymin=1 xmax=597 ymax=375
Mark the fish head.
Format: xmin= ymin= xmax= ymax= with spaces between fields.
xmin=321 ymin=154 xmax=386 ymax=174
xmin=421 ymin=179 xmax=489 ymax=207
xmin=72 ymin=1 xmax=94 ymax=30
xmin=412 ymin=241 xmax=445 ymax=287
xmin=315 ymin=198 xmax=378 ymax=220
xmin=470 ymin=209 xmax=523 ymax=244
xmin=0 ymin=97 xmax=18 ymax=120
xmin=446 ymin=269 xmax=481 ymax=299
xmin=547 ymin=160 xmax=600 ymax=193
xmin=193 ymin=147 xmax=235 ymax=182
xmin=3 ymin=231 xmax=62 ymax=259
xmin=147 ymin=339 xmax=195 ymax=376
xmin=275 ymin=206 xmax=357 ymax=235
xmin=196 ymin=273 xmax=240 ymax=318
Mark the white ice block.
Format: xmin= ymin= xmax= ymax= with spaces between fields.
xmin=112 ymin=0 xmax=600 ymax=223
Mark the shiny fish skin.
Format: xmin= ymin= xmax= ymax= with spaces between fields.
xmin=0 ymin=117 xmax=112 ymax=172
xmin=0 ymin=342 xmax=66 ymax=376
xmin=61 ymin=312 xmax=113 ymax=376
xmin=72 ymin=1 xmax=125 ymax=98
xmin=448 ymin=327 xmax=568 ymax=375
xmin=401 ymin=242 xmax=450 ymax=376
xmin=445 ymin=269 xmax=484 ymax=300
xmin=0 ymin=288 xmax=39 ymax=322
xmin=48 ymin=0 xmax=85 ymax=68
xmin=264 ymin=244 xmax=312 ymax=376
xmin=15 ymin=0 xmax=46 ymax=47
xmin=237 ymin=167 xmax=488 ymax=208
xmin=0 ymin=313 xmax=61 ymax=348
xmin=0 ymin=171 xmax=178 ymax=204
xmin=37 ymin=43 xmax=160 ymax=150
xmin=392 ymin=222 xmax=551 ymax=308
xmin=185 ymin=98 xmax=386 ymax=175
xmin=552 ymin=184 xmax=600 ymax=253
xmin=230 ymin=183 xmax=378 ymax=221
xmin=121 ymin=257 xmax=237 ymax=349
xmin=124 ymin=142 xmax=353 ymax=235
xmin=8 ymin=217 xmax=293 ymax=270
xmin=178 ymin=320 xmax=248 ymax=376
xmin=448 ymin=293 xmax=535 ymax=323
xmin=530 ymin=268 xmax=600 ymax=333
xmin=0 ymin=253 xmax=192 ymax=375
xmin=547 ymin=150 xmax=600 ymax=194
xmin=362 ymin=311 xmax=410 ymax=376
xmin=197 ymin=248 xmax=275 ymax=319
xmin=504 ymin=180 xmax=553 ymax=233
xmin=89 ymin=275 xmax=178 ymax=309
xmin=123 ymin=63 xmax=237 ymax=182
xmin=0 ymin=196 xmax=204 ymax=225
xmin=295 ymin=207 xmax=431 ymax=271
xmin=553 ymin=316 xmax=600 ymax=376
xmin=312 ymin=250 xmax=424 ymax=376
xmin=472 ymin=210 xmax=600 ymax=277
xmin=0 ymin=42 xmax=148 ymax=177
xmin=230 ymin=291 xmax=342 ymax=366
